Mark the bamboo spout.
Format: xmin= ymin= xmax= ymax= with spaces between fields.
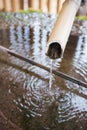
xmin=46 ymin=0 xmax=81 ymax=59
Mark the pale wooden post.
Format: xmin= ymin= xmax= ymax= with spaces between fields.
xmin=48 ymin=0 xmax=57 ymax=14
xmin=4 ymin=0 xmax=12 ymax=12
xmin=46 ymin=0 xmax=81 ymax=59
xmin=12 ymin=0 xmax=21 ymax=12
xmin=39 ymin=0 xmax=48 ymax=13
xmin=30 ymin=0 xmax=39 ymax=10
xmin=0 ymin=0 xmax=4 ymax=11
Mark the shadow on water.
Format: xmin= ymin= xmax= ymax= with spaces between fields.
xmin=0 ymin=14 xmax=87 ymax=130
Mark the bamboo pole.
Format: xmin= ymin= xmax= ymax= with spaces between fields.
xmin=4 ymin=0 xmax=12 ymax=12
xmin=30 ymin=0 xmax=39 ymax=10
xmin=40 ymin=0 xmax=48 ymax=13
xmin=23 ymin=0 xmax=29 ymax=10
xmin=28 ymin=0 xmax=31 ymax=7
xmin=77 ymin=0 xmax=87 ymax=16
xmin=0 ymin=0 xmax=4 ymax=11
xmin=12 ymin=0 xmax=21 ymax=12
xmin=48 ymin=0 xmax=57 ymax=14
xmin=85 ymin=1 xmax=87 ymax=15
xmin=20 ymin=0 xmax=23 ymax=10
xmin=46 ymin=0 xmax=81 ymax=59
xmin=0 ymin=45 xmax=87 ymax=88
xmin=28 ymin=0 xmax=30 ymax=6
xmin=58 ymin=0 xmax=65 ymax=15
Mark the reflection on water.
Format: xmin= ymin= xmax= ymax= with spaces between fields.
xmin=73 ymin=35 xmax=87 ymax=82
xmin=49 ymin=60 xmax=53 ymax=89
xmin=0 ymin=16 xmax=87 ymax=130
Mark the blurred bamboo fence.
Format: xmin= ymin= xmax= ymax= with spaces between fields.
xmin=0 ymin=0 xmax=66 ymax=14
xmin=0 ymin=0 xmax=87 ymax=15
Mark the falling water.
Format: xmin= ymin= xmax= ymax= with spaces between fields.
xmin=49 ymin=59 xmax=53 ymax=89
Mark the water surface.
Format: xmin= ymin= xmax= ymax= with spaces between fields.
xmin=0 ymin=13 xmax=87 ymax=130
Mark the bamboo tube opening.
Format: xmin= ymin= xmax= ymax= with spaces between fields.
xmin=46 ymin=42 xmax=62 ymax=59
xmin=46 ymin=0 xmax=81 ymax=59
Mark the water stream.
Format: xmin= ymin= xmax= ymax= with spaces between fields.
xmin=49 ymin=60 xmax=53 ymax=89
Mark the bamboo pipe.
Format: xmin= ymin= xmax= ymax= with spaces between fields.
xmin=0 ymin=45 xmax=87 ymax=88
xmin=40 ymin=0 xmax=48 ymax=13
xmin=4 ymin=0 xmax=12 ymax=12
xmin=48 ymin=0 xmax=57 ymax=14
xmin=0 ymin=0 xmax=4 ymax=11
xmin=46 ymin=0 xmax=81 ymax=59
